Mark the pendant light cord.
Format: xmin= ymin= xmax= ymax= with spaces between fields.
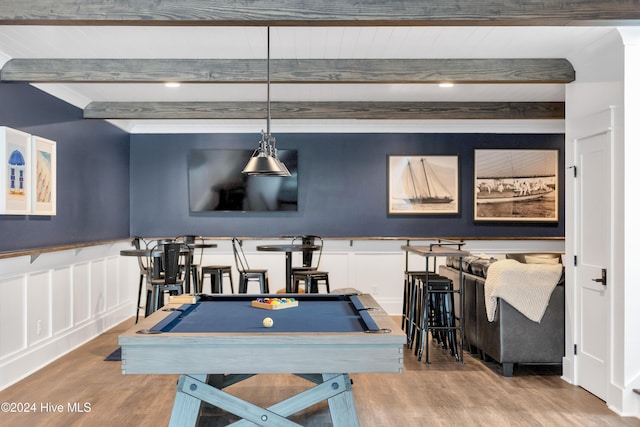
xmin=267 ymin=26 xmax=271 ymax=136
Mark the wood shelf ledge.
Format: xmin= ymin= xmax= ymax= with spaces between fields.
xmin=0 ymin=235 xmax=565 ymax=260
xmin=0 ymin=238 xmax=128 ymax=261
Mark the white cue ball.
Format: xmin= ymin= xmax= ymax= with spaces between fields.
xmin=263 ymin=317 xmax=274 ymax=328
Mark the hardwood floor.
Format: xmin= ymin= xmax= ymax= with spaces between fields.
xmin=1 ymin=318 xmax=638 ymax=427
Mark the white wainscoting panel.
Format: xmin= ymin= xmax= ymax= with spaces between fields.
xmin=27 ymin=270 xmax=51 ymax=347
xmin=91 ymin=258 xmax=107 ymax=316
xmin=0 ymin=241 xmax=135 ymax=391
xmin=106 ymin=256 xmax=120 ymax=310
xmin=73 ymin=262 xmax=91 ymax=325
xmin=52 ymin=267 xmax=73 ymax=335
xmin=117 ymin=255 xmax=131 ymax=306
xmin=0 ymin=275 xmax=27 ymax=360
xmin=352 ymin=252 xmax=405 ymax=309
xmin=317 ymin=251 xmax=350 ymax=291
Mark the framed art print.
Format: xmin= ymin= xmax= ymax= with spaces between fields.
xmin=31 ymin=135 xmax=57 ymax=215
xmin=474 ymin=149 xmax=558 ymax=222
xmin=388 ymin=155 xmax=459 ymax=215
xmin=0 ymin=126 xmax=31 ymax=215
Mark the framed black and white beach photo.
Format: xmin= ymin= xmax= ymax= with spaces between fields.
xmin=388 ymin=155 xmax=459 ymax=215
xmin=474 ymin=149 xmax=558 ymax=222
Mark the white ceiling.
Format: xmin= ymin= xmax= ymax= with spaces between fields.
xmin=0 ymin=25 xmax=616 ymax=133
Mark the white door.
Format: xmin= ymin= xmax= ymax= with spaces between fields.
xmin=574 ymin=126 xmax=611 ymax=401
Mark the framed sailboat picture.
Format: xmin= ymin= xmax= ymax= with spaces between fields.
xmin=474 ymin=149 xmax=558 ymax=222
xmin=387 ymin=155 xmax=459 ymax=215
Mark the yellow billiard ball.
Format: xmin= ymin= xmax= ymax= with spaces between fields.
xmin=263 ymin=317 xmax=274 ymax=328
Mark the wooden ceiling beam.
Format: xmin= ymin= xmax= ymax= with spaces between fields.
xmin=83 ymin=101 xmax=564 ymax=120
xmin=0 ymin=1 xmax=638 ymax=25
xmin=1 ymin=58 xmax=575 ymax=84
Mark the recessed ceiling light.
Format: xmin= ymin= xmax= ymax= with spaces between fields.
xmin=165 ymin=82 xmax=181 ymax=88
xmin=439 ymin=82 xmax=454 ymax=88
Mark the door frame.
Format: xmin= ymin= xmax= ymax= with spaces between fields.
xmin=570 ymin=106 xmax=614 ymax=401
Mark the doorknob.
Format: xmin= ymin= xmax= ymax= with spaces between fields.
xmin=592 ymin=268 xmax=607 ymax=286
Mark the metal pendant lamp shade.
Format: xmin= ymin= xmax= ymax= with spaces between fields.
xmin=242 ymin=27 xmax=291 ymax=177
xmin=242 ymin=132 xmax=289 ymax=176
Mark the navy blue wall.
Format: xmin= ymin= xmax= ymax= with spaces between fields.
xmin=0 ymin=81 xmax=563 ymax=252
xmin=0 ymin=82 xmax=130 ymax=253
xmin=131 ymin=132 xmax=564 ymax=238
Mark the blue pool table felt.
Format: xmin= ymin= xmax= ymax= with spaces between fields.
xmin=150 ymin=295 xmax=379 ymax=333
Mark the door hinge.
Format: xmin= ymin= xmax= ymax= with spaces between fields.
xmin=568 ymin=165 xmax=577 ymax=177
xmin=574 ymin=255 xmax=578 ymax=266
xmin=574 ymin=344 xmax=578 ymax=355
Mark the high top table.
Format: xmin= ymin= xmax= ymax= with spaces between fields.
xmin=257 ymin=244 xmax=320 ymax=293
xmin=120 ymin=247 xmax=169 ymax=282
xmin=401 ymin=242 xmax=469 ymax=363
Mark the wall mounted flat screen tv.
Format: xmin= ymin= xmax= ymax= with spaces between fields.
xmin=188 ymin=149 xmax=298 ymax=212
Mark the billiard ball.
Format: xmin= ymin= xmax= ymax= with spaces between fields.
xmin=263 ymin=317 xmax=274 ymax=328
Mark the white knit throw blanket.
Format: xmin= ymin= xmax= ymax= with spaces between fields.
xmin=485 ymin=259 xmax=563 ymax=323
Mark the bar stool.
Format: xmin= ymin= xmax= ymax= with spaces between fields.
xmin=407 ymin=273 xmax=455 ymax=352
xmin=290 ymin=235 xmax=323 ymax=277
xmin=232 ymin=237 xmax=270 ymax=293
xmin=177 ymin=235 xmax=201 ymax=294
xmin=406 ymin=271 xmax=434 ymax=349
xmin=201 ymin=265 xmax=234 ymax=293
xmin=145 ymin=242 xmax=186 ymax=317
xmin=428 ymin=280 xmax=456 ymax=351
xmin=403 ymin=270 xmax=424 ymax=334
xmin=292 ymin=270 xmax=330 ymax=293
xmin=131 ymin=236 xmax=151 ymax=323
xmin=412 ymin=273 xmax=458 ymax=361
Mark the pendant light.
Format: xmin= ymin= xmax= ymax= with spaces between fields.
xmin=242 ymin=27 xmax=291 ymax=177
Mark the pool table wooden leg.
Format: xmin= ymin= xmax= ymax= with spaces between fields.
xmin=168 ymin=373 xmax=360 ymax=426
xmin=324 ymin=373 xmax=360 ymax=427
xmin=173 ymin=374 xmax=300 ymax=426
xmin=169 ymin=374 xmax=206 ymax=427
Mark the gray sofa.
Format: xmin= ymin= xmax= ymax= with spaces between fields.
xmin=439 ymin=253 xmax=565 ymax=376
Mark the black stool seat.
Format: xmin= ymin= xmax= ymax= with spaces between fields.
xmin=403 ymin=270 xmax=426 ymax=333
xmin=145 ymin=242 xmax=186 ymax=317
xmin=238 ymin=269 xmax=270 ymax=293
xmin=232 ymin=237 xmax=270 ymax=294
xmin=181 ymin=263 xmax=199 ymax=294
xmin=405 ymin=273 xmax=446 ymax=336
xmin=201 ymin=265 xmax=234 ymax=293
xmin=409 ymin=273 xmax=458 ymax=362
xmin=405 ymin=271 xmax=458 ymax=360
xmin=293 ymin=270 xmax=330 ymax=293
xmin=407 ymin=272 xmax=451 ymax=349
xmin=426 ymin=279 xmax=458 ymax=359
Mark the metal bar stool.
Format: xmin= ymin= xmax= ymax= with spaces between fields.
xmin=408 ymin=273 xmax=454 ymax=355
xmin=176 ymin=235 xmax=201 ymax=294
xmin=131 ymin=236 xmax=151 ymax=323
xmin=403 ymin=270 xmax=424 ymax=334
xmin=232 ymin=238 xmax=270 ymax=293
xmin=292 ymin=270 xmax=330 ymax=293
xmin=145 ymin=242 xmax=186 ymax=317
xmin=201 ymin=265 xmax=234 ymax=293
xmin=415 ymin=273 xmax=458 ymax=362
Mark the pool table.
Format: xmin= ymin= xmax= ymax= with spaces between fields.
xmin=118 ymin=293 xmax=404 ymax=426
